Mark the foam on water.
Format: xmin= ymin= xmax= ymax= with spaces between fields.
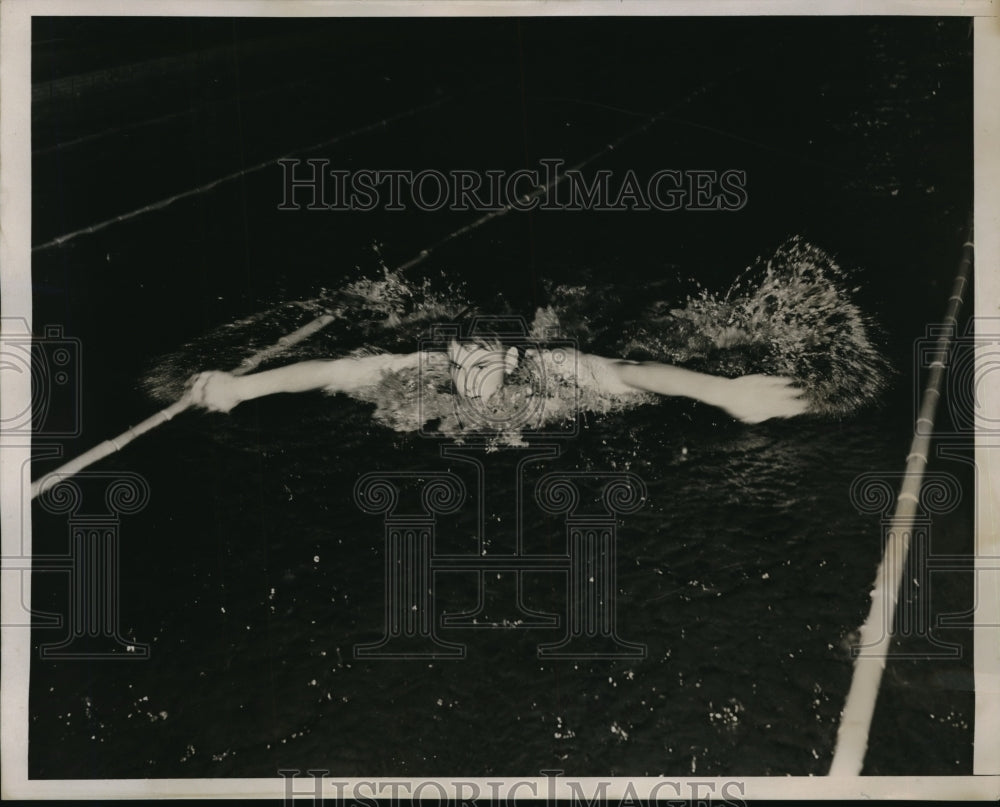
xmin=141 ymin=238 xmax=891 ymax=439
xmin=141 ymin=269 xmax=471 ymax=403
xmin=613 ymin=237 xmax=893 ymax=416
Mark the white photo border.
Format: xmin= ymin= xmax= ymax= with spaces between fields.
xmin=2 ymin=0 xmax=998 ymax=800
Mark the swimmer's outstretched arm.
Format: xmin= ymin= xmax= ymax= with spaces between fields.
xmin=187 ymin=352 xmax=423 ymax=413
xmin=589 ymin=355 xmax=808 ymax=424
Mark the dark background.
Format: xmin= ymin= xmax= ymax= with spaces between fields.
xmin=29 ymin=16 xmax=975 ymax=778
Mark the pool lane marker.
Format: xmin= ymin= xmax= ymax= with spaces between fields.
xmin=29 ymin=68 xmax=742 ymax=499
xmin=32 ymin=94 xmax=451 ymax=253
xmin=30 ymin=310 xmax=340 ymax=500
xmin=828 ymin=221 xmax=974 ymax=777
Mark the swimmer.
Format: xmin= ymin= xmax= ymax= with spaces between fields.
xmin=186 ymin=336 xmax=808 ymax=425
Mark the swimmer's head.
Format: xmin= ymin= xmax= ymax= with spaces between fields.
xmin=448 ymin=338 xmax=519 ymax=403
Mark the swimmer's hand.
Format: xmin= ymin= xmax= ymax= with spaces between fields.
xmin=186 ymin=371 xmax=243 ymax=413
xmin=717 ymin=374 xmax=809 ymax=424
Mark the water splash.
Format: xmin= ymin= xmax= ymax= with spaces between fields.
xmin=141 ymin=239 xmax=890 ymax=439
xmin=615 ymin=237 xmax=892 ymax=415
xmin=141 ymin=268 xmax=471 ymax=403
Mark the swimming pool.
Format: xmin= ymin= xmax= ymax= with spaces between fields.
xmin=27 ymin=15 xmax=975 ymax=779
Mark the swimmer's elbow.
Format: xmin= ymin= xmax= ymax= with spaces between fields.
xmin=324 ymin=352 xmax=420 ymax=393
xmin=609 ymin=360 xmax=726 ymax=404
xmin=607 ymin=359 xmax=653 ymax=392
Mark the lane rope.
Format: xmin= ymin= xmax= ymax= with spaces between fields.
xmin=30 ymin=67 xmax=742 ymax=498
xmin=828 ymin=217 xmax=974 ymax=776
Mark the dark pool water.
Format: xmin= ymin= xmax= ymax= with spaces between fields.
xmin=28 ymin=16 xmax=974 ymax=778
